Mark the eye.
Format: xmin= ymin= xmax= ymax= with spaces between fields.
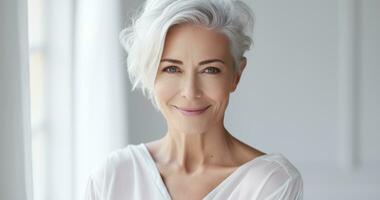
xmin=163 ymin=66 xmax=180 ymax=73
xmin=203 ymin=67 xmax=220 ymax=74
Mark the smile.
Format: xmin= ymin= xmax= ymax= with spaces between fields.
xmin=173 ymin=105 xmax=211 ymax=116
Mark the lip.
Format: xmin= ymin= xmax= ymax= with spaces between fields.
xmin=173 ymin=105 xmax=211 ymax=116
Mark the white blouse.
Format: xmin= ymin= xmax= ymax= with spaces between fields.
xmin=85 ymin=144 xmax=303 ymax=200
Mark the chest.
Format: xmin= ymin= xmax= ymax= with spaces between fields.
xmin=159 ymin=167 xmax=236 ymax=200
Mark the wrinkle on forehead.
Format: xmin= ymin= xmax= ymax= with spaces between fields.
xmin=161 ymin=24 xmax=234 ymax=68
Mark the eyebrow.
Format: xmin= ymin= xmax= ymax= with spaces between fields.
xmin=160 ymin=58 xmax=225 ymax=65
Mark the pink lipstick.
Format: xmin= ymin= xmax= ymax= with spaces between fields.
xmin=174 ymin=105 xmax=210 ymax=116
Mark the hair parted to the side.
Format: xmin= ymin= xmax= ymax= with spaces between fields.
xmin=119 ymin=0 xmax=254 ymax=108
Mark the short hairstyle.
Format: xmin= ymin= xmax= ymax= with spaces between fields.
xmin=119 ymin=0 xmax=254 ymax=103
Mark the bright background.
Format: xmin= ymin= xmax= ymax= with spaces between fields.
xmin=1 ymin=0 xmax=379 ymax=200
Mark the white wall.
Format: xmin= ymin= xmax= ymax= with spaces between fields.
xmin=121 ymin=0 xmax=167 ymax=143
xmin=122 ymin=0 xmax=380 ymax=199
xmin=0 ymin=0 xmax=33 ymax=199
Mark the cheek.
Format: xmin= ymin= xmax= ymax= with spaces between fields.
xmin=201 ymin=76 xmax=233 ymax=101
xmin=154 ymin=76 xmax=178 ymax=107
xmin=206 ymin=86 xmax=230 ymax=104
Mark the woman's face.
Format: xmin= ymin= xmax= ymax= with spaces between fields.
xmin=154 ymin=24 xmax=244 ymax=134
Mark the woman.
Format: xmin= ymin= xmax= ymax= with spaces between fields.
xmin=85 ymin=0 xmax=303 ymax=199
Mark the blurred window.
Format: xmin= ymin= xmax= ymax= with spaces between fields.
xmin=28 ymin=0 xmax=48 ymax=199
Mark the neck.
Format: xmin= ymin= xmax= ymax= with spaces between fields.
xmin=158 ymin=125 xmax=235 ymax=174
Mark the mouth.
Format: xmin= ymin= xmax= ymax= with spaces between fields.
xmin=173 ymin=105 xmax=211 ymax=116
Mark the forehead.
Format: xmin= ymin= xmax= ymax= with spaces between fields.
xmin=162 ymin=24 xmax=232 ymax=61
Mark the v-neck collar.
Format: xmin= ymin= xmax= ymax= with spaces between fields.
xmin=138 ymin=143 xmax=275 ymax=200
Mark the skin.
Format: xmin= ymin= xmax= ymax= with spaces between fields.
xmin=145 ymin=24 xmax=265 ymax=200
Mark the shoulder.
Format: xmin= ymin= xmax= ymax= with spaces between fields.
xmin=90 ymin=144 xmax=145 ymax=178
xmin=87 ymin=145 xmax=131 ymax=182
xmin=85 ymin=144 xmax=142 ymax=199
xmin=240 ymin=153 xmax=303 ymax=199
xmin=261 ymin=153 xmax=302 ymax=178
xmin=93 ymin=145 xmax=135 ymax=174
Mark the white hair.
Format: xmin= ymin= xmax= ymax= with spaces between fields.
xmin=119 ymin=0 xmax=254 ymax=104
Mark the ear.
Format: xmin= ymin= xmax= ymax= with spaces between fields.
xmin=231 ymin=57 xmax=247 ymax=92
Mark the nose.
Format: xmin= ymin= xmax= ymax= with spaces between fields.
xmin=181 ymin=73 xmax=202 ymax=99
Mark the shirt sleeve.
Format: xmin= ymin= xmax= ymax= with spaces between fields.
xmin=84 ymin=175 xmax=101 ymax=200
xmin=262 ymin=175 xmax=303 ymax=200
xmin=84 ymin=159 xmax=108 ymax=200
